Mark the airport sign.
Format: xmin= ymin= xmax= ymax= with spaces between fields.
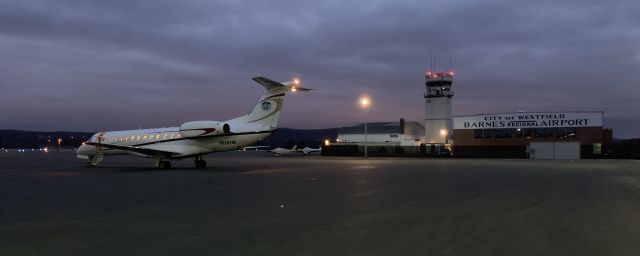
xmin=453 ymin=112 xmax=603 ymax=129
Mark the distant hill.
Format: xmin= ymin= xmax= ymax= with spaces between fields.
xmin=0 ymin=128 xmax=339 ymax=149
xmin=254 ymin=128 xmax=339 ymax=148
xmin=0 ymin=130 xmax=94 ymax=149
xmin=614 ymin=138 xmax=640 ymax=144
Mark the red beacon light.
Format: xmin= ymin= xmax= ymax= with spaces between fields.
xmin=426 ymin=72 xmax=454 ymax=78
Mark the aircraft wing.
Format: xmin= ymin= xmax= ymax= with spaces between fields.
xmin=84 ymin=142 xmax=180 ymax=157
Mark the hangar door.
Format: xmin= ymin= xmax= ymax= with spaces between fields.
xmin=529 ymin=142 xmax=580 ymax=160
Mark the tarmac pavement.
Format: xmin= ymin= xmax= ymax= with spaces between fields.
xmin=2 ymin=150 xmax=640 ymax=255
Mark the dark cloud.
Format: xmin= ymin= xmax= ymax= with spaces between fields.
xmin=1 ymin=0 xmax=639 ymax=137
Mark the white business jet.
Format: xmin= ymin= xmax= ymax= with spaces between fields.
xmin=76 ymin=77 xmax=311 ymax=169
xmin=270 ymin=145 xmax=298 ymax=156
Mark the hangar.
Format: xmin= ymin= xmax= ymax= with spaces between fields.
xmin=336 ymin=119 xmax=424 ymax=146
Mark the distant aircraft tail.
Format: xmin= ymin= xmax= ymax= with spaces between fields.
xmin=227 ymin=77 xmax=312 ymax=130
xmin=291 ymin=145 xmax=298 ymax=151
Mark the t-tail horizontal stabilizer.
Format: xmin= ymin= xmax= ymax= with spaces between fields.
xmin=252 ymin=77 xmax=313 ymax=92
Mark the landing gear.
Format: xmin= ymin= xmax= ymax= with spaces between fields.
xmin=157 ymin=160 xmax=172 ymax=169
xmin=194 ymin=156 xmax=207 ymax=169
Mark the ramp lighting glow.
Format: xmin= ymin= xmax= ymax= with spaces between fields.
xmin=440 ymin=129 xmax=448 ymax=136
xmin=360 ymin=98 xmax=370 ymax=107
xmin=293 ymin=78 xmax=300 ymax=85
xmin=324 ymin=139 xmax=330 ymax=146
xmin=291 ymin=87 xmax=297 ymax=92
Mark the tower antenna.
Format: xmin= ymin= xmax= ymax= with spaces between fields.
xmin=434 ymin=54 xmax=437 ymax=72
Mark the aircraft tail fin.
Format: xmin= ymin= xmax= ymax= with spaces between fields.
xmin=227 ymin=77 xmax=312 ymax=130
xmin=291 ymin=145 xmax=297 ymax=151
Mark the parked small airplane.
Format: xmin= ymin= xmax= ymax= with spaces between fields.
xmin=241 ymin=146 xmax=271 ymax=151
xmin=270 ymin=145 xmax=298 ymax=156
xmin=76 ymin=77 xmax=311 ymax=169
xmin=300 ymin=147 xmax=322 ymax=154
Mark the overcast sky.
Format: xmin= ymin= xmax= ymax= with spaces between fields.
xmin=1 ymin=0 xmax=639 ymax=137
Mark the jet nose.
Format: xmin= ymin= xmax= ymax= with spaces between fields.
xmin=76 ymin=144 xmax=95 ymax=156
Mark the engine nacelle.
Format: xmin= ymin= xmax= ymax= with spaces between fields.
xmin=179 ymin=121 xmax=230 ymax=138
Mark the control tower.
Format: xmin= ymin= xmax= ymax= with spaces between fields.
xmin=424 ymin=70 xmax=454 ymax=144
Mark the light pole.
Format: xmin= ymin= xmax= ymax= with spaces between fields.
xmin=360 ymin=97 xmax=370 ymax=158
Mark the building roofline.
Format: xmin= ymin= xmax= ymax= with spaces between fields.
xmin=453 ymin=110 xmax=604 ymax=118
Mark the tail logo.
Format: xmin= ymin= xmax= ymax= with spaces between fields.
xmin=261 ymin=101 xmax=272 ymax=111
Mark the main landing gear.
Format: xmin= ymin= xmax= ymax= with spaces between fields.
xmin=155 ymin=157 xmax=205 ymax=169
xmin=194 ymin=156 xmax=207 ymax=169
xmin=157 ymin=160 xmax=172 ymax=169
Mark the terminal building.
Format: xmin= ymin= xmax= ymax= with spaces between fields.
xmin=325 ymin=68 xmax=614 ymax=159
xmin=452 ymin=111 xmax=612 ymax=146
xmin=421 ymin=70 xmax=613 ymax=158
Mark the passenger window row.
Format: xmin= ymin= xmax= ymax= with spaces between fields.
xmin=105 ymin=132 xmax=181 ymax=143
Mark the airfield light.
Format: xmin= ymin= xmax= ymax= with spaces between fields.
xmin=291 ymin=87 xmax=297 ymax=92
xmin=359 ymin=96 xmax=371 ymax=158
xmin=324 ymin=139 xmax=330 ymax=146
xmin=57 ymin=138 xmax=62 ymax=151
xmin=440 ymin=129 xmax=448 ymax=137
xmin=293 ymin=78 xmax=300 ymax=85
xmin=360 ymin=97 xmax=370 ymax=107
